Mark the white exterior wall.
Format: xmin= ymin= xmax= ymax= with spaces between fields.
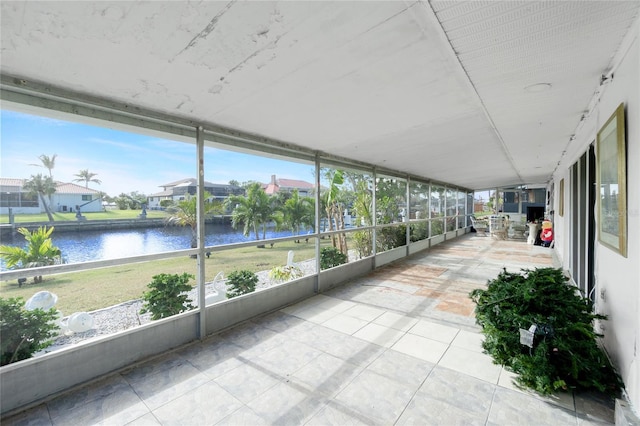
xmin=147 ymin=196 xmax=163 ymax=209
xmin=52 ymin=194 xmax=102 ymax=213
xmin=552 ymin=18 xmax=640 ymax=412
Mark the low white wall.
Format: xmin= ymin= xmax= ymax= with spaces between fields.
xmin=318 ymin=257 xmax=375 ymax=293
xmin=205 ymin=276 xmax=316 ymax=334
xmin=409 ymin=239 xmax=430 ymax=255
xmin=430 ymin=234 xmax=446 ymax=246
xmin=0 ymin=207 xmax=40 ymax=215
xmin=0 ymin=312 xmax=199 ymax=414
xmin=375 ymin=246 xmax=406 ymax=267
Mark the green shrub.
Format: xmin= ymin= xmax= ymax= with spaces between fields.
xmin=140 ymin=273 xmax=195 ymax=320
xmin=431 ymin=218 xmax=443 ymax=236
xmin=226 ymin=270 xmax=258 ymax=299
xmin=269 ymin=265 xmax=303 ymax=283
xmin=320 ymin=246 xmax=347 ymax=270
xmin=376 ymin=225 xmax=406 ymax=252
xmin=410 ymin=222 xmax=428 ymax=242
xmin=470 ymin=267 xmax=623 ymax=396
xmin=0 ymin=297 xmax=59 ymax=366
xmin=353 ymin=230 xmax=373 ymax=258
xmin=0 ymin=226 xmax=62 ymax=284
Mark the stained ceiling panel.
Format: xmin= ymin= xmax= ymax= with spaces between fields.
xmin=1 ymin=1 xmax=638 ymax=190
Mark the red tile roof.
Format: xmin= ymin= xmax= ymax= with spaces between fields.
xmin=55 ymin=182 xmax=101 ymax=194
xmin=261 ymin=176 xmax=315 ymax=194
xmin=277 ymin=178 xmax=314 ymax=189
xmin=0 ymin=178 xmax=100 ymax=194
xmin=0 ymin=178 xmax=25 ymax=187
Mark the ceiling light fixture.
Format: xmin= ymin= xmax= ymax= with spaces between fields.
xmin=524 ymin=83 xmax=552 ymax=93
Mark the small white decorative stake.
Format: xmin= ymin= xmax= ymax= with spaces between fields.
xmin=519 ymin=324 xmax=537 ymax=348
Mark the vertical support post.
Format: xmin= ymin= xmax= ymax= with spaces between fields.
xmin=468 ymin=190 xmax=472 ymax=230
xmin=196 ymin=126 xmax=206 ymax=339
xmin=406 ymin=176 xmax=411 ymax=257
xmin=314 ymin=155 xmax=321 ymax=292
xmin=443 ymin=185 xmax=448 ymax=240
xmin=372 ymin=168 xmax=377 ymax=267
xmin=518 ymin=188 xmax=523 ymax=217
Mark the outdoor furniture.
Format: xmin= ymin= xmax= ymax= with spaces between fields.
xmin=527 ymin=222 xmax=540 ymax=245
xmin=489 ymin=215 xmax=508 ymax=239
xmin=508 ymin=222 xmax=527 ymax=239
xmin=471 ymin=217 xmax=489 ymax=236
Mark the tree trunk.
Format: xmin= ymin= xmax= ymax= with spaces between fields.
xmin=336 ymin=205 xmax=348 ymax=255
xmin=326 ymin=207 xmax=336 ymax=248
xmin=190 ymin=226 xmax=197 ymax=248
xmin=39 ymin=193 xmax=55 ymax=222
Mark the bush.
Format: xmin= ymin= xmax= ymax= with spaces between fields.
xmin=320 ymin=246 xmax=347 ymax=270
xmin=226 ymin=270 xmax=258 ymax=299
xmin=269 ymin=265 xmax=303 ymax=283
xmin=353 ymin=230 xmax=373 ymax=258
xmin=140 ymin=273 xmax=195 ymax=320
xmin=470 ymin=267 xmax=623 ymax=396
xmin=0 ymin=297 xmax=59 ymax=366
xmin=431 ymin=218 xmax=443 ymax=236
xmin=410 ymin=222 xmax=428 ymax=242
xmin=376 ymin=225 xmax=406 ymax=252
xmin=0 ymin=226 xmax=62 ymax=284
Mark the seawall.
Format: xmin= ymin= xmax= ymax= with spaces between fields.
xmin=0 ymin=216 xmax=234 ymax=239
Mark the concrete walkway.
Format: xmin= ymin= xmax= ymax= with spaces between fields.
xmin=3 ymin=234 xmax=615 ymax=425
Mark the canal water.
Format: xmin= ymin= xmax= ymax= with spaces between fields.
xmin=1 ymin=223 xmax=305 ymax=269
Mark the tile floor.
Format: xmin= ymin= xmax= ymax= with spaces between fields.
xmin=2 ymin=235 xmax=616 ymax=425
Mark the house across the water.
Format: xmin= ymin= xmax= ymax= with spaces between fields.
xmin=146 ymin=178 xmax=245 ymax=209
xmin=0 ymin=178 xmax=102 ymax=215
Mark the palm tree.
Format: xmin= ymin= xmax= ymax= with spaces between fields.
xmin=73 ymin=169 xmax=101 ymax=188
xmin=30 ymin=154 xmax=58 ymax=206
xmin=352 ymin=180 xmax=374 ymax=257
xmin=165 ymin=192 xmax=222 ymax=248
xmin=259 ymin=193 xmax=281 ymax=241
xmin=0 ymin=226 xmax=62 ymax=283
xmin=282 ymin=190 xmax=314 ymax=240
xmin=23 ymin=174 xmax=56 ymax=222
xmin=30 ymin=154 xmax=57 ymax=178
xmin=226 ymin=182 xmax=275 ymax=241
xmin=323 ymin=169 xmax=348 ymax=255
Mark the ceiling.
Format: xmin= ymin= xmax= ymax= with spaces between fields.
xmin=1 ymin=1 xmax=638 ymax=190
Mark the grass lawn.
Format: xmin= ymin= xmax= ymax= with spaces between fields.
xmin=0 ymin=239 xmax=332 ymax=314
xmin=0 ymin=209 xmax=168 ymax=223
xmin=474 ymin=210 xmax=495 ymax=217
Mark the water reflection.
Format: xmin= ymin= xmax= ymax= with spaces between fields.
xmin=1 ymin=223 xmax=303 ymax=268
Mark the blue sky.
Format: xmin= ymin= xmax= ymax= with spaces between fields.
xmin=0 ymin=110 xmax=315 ymax=196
